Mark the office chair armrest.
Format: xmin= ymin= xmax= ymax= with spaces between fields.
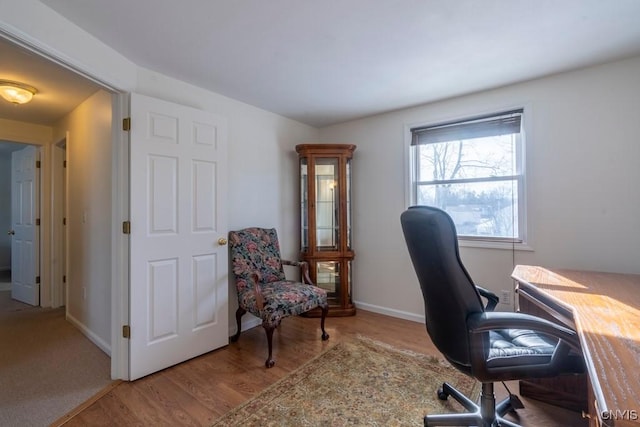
xmin=467 ymin=312 xmax=583 ymax=382
xmin=475 ymin=286 xmax=499 ymax=311
xmin=467 ymin=311 xmax=581 ymax=350
xmin=282 ymin=260 xmax=315 ymax=285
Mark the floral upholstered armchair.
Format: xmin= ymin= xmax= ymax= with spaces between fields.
xmin=228 ymin=227 xmax=329 ymax=368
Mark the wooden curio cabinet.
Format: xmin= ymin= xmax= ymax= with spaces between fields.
xmin=296 ymin=144 xmax=356 ymax=317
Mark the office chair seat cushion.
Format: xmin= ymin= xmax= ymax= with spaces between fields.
xmin=487 ymin=329 xmax=582 ymax=370
xmin=238 ymin=280 xmax=328 ymax=328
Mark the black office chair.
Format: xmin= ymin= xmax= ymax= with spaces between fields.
xmin=400 ymin=206 xmax=584 ymax=427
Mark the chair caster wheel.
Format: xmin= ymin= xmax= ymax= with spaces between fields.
xmin=437 ymin=387 xmax=449 ymax=400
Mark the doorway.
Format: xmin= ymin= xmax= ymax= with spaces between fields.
xmin=8 ymin=144 xmax=40 ymax=306
xmin=0 ymin=139 xmax=70 ymax=309
xmin=0 ymin=141 xmax=39 ymax=299
xmin=0 ymin=138 xmax=114 ymax=425
xmin=0 ymin=142 xmax=19 ymax=291
xmin=0 ymin=31 xmax=128 ymax=380
xmin=0 ymin=20 xmax=120 ymax=396
xmin=52 ymin=138 xmax=67 ymax=308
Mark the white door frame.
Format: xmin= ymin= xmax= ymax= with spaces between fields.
xmin=51 ymin=136 xmax=67 ymax=309
xmin=111 ymin=93 xmax=130 ymax=380
xmin=0 ymin=29 xmax=130 ymax=380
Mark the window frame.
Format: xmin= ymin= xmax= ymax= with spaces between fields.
xmin=405 ymin=107 xmax=531 ymax=250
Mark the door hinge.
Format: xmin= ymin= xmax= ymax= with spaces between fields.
xmin=35 ymin=276 xmax=41 ymax=284
xmin=36 ymin=218 xmax=41 ymax=226
xmin=36 ymin=160 xmax=41 ymax=168
xmin=122 ymin=325 xmax=131 ymax=339
xmin=63 ymin=275 xmax=66 ymax=283
xmin=63 ymin=217 xmax=67 ymax=225
xmin=122 ymin=221 xmax=131 ymax=234
xmin=122 ymin=117 xmax=131 ymax=131
xmin=63 ymin=160 xmax=67 ymax=168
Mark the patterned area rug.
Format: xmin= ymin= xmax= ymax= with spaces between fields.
xmin=213 ymin=336 xmax=480 ymax=426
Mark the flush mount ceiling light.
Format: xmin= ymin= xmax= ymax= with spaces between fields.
xmin=0 ymin=80 xmax=38 ymax=105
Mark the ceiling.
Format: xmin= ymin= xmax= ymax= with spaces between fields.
xmin=4 ymin=1 xmax=640 ymax=128
xmin=0 ymin=37 xmax=103 ymax=126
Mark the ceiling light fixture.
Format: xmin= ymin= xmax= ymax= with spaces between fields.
xmin=0 ymin=80 xmax=38 ymax=105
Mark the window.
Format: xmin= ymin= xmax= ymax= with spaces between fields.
xmin=409 ymin=109 xmax=525 ymax=243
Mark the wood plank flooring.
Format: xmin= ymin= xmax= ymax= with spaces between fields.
xmin=60 ymin=310 xmax=588 ymax=426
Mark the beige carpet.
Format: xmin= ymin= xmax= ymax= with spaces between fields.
xmin=213 ymin=336 xmax=480 ymax=426
xmin=0 ymin=269 xmax=11 ymax=291
xmin=0 ymin=291 xmax=113 ymax=427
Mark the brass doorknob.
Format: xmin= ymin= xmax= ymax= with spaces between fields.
xmin=218 ymin=237 xmax=228 ymax=246
xmin=7 ymin=230 xmax=15 ymax=235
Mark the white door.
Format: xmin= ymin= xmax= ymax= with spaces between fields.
xmin=10 ymin=145 xmax=39 ymax=306
xmin=129 ymin=93 xmax=229 ymax=380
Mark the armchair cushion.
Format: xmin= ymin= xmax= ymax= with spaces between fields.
xmin=237 ymin=280 xmax=328 ymax=328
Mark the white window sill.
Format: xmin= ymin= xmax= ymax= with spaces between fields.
xmin=458 ymin=239 xmax=534 ymax=251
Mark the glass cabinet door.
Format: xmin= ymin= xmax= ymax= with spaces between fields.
xmin=300 ymin=157 xmax=308 ymax=251
xmin=346 ymin=157 xmax=352 ymax=250
xmin=316 ymin=260 xmax=340 ymax=298
xmin=315 ymin=158 xmax=339 ymax=251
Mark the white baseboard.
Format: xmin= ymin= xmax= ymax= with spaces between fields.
xmin=228 ymin=301 xmax=512 ymax=338
xmin=355 ymin=300 xmax=514 ymax=320
xmin=228 ymin=314 xmax=262 ymax=337
xmin=353 ymin=300 xmax=425 ymax=324
xmin=66 ymin=311 xmax=112 ymax=357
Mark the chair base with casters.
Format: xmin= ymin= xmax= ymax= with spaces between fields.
xmin=426 ymin=382 xmax=524 ymax=427
xmin=228 ymin=227 xmax=330 ymax=368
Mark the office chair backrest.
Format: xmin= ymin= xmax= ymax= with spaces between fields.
xmin=400 ymin=206 xmax=485 ymax=370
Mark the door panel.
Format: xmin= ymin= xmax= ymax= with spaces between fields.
xmin=11 ymin=146 xmax=39 ymax=306
xmin=129 ymin=93 xmax=228 ymax=380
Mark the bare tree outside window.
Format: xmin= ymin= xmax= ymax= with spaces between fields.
xmin=411 ymin=110 xmax=524 ymax=242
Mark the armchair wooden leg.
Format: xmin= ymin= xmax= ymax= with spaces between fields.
xmin=230 ymin=307 xmax=246 ymax=342
xmin=320 ymin=304 xmax=330 ymax=341
xmin=263 ymin=324 xmax=276 ymax=368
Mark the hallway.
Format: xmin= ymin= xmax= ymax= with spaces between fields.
xmin=0 ymin=290 xmax=112 ymax=426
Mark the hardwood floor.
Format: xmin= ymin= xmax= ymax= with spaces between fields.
xmin=61 ymin=310 xmax=587 ymax=426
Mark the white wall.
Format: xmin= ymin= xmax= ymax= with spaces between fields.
xmin=318 ymin=55 xmax=640 ymax=319
xmin=53 ymin=89 xmax=113 ymax=351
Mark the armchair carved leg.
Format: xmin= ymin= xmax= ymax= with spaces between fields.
xmin=263 ymin=323 xmax=276 ymax=368
xmin=320 ymin=304 xmax=330 ymax=341
xmin=230 ymin=307 xmax=246 ymax=342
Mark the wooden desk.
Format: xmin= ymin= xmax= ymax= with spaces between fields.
xmin=512 ymin=265 xmax=640 ymax=427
